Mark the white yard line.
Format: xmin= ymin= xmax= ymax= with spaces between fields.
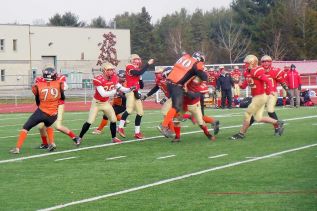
xmin=157 ymin=155 xmax=176 ymax=160
xmin=54 ymin=157 xmax=77 ymax=162
xmin=106 ymin=156 xmax=126 ymax=161
xmin=1 ymin=114 xmax=317 ymax=164
xmin=208 ymin=154 xmax=228 ymax=159
xmin=38 ymin=143 xmax=317 ymax=211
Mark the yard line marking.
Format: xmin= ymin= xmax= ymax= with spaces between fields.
xmin=54 ymin=157 xmax=77 ymax=162
xmin=1 ymin=114 xmax=317 ymax=164
xmin=245 ymin=157 xmax=257 ymax=159
xmin=208 ymin=154 xmax=227 ymax=159
xmin=245 ymin=155 xmax=281 ymax=159
xmin=38 ymin=143 xmax=317 ymax=211
xmin=157 ymin=155 xmax=176 ymax=160
xmin=106 ymin=156 xmax=126 ymax=161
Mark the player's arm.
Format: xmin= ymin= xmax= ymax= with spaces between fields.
xmin=96 ymin=86 xmax=117 ymax=97
xmin=239 ymin=80 xmax=248 ymax=89
xmin=31 ymin=85 xmax=40 ymax=106
xmin=115 ymin=83 xmax=134 ymax=93
xmin=145 ymin=85 xmax=160 ymax=98
xmin=193 ymin=62 xmax=208 ymax=81
xmin=129 ymin=59 xmax=154 ymax=76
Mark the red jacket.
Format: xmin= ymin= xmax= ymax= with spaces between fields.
xmin=286 ymin=70 xmax=301 ymax=89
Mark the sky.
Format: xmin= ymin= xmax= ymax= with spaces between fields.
xmin=1 ymin=0 xmax=232 ymax=25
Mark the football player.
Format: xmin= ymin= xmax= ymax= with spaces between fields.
xmin=158 ymin=52 xmax=208 ymax=138
xmin=172 ymin=76 xmax=220 ymax=142
xmin=92 ymin=69 xmax=128 ymax=134
xmin=117 ymin=54 xmax=154 ymax=139
xmin=261 ymin=55 xmax=291 ymax=135
xmin=77 ymin=62 xmax=135 ymax=144
xmin=230 ymin=55 xmax=284 ymax=140
xmin=230 ymin=66 xmax=242 ymax=106
xmin=35 ymin=72 xmax=80 ymax=148
xmin=10 ymin=66 xmax=64 ymax=154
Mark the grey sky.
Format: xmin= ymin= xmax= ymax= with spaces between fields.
xmin=1 ymin=0 xmax=232 ymax=24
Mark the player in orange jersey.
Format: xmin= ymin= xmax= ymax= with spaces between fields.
xmin=10 ymin=67 xmax=64 ymax=154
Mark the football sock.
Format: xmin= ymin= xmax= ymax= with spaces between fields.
xmin=174 ymin=126 xmax=181 ymax=139
xmin=98 ymin=119 xmax=108 ymax=131
xmin=162 ymin=108 xmax=176 ymax=127
xmin=268 ymin=112 xmax=278 ymax=120
xmin=168 ymin=121 xmax=175 ymax=132
xmin=182 ymin=114 xmax=191 ymax=119
xmin=135 ymin=115 xmax=142 ymax=126
xmin=67 ymin=130 xmax=76 ymax=139
xmin=200 ymin=125 xmax=210 ymax=136
xmin=110 ymin=122 xmax=116 ymax=138
xmin=46 ymin=127 xmax=54 ymax=144
xmin=16 ymin=130 xmax=28 ymax=149
xmin=203 ymin=116 xmax=215 ymax=124
xmin=249 ymin=116 xmax=255 ymax=126
xmin=135 ymin=126 xmax=140 ymax=134
xmin=79 ymin=122 xmax=91 ymax=138
xmin=41 ymin=136 xmax=48 ymax=145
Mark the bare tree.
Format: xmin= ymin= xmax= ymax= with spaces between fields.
xmin=97 ymin=32 xmax=120 ymax=66
xmin=167 ymin=27 xmax=184 ymax=56
xmin=215 ymin=17 xmax=251 ymax=63
xmin=266 ymin=30 xmax=287 ymax=60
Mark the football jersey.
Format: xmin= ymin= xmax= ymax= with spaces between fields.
xmin=93 ymin=74 xmax=118 ymax=102
xmin=126 ymin=64 xmax=141 ymax=90
xmin=157 ymin=78 xmax=169 ymax=98
xmin=230 ymin=69 xmax=241 ymax=84
xmin=206 ymin=71 xmax=219 ymax=86
xmin=183 ymin=77 xmax=208 ymax=106
xmin=32 ymin=81 xmax=63 ymax=116
xmin=265 ymin=68 xmax=286 ymax=92
xmin=240 ymin=66 xmax=272 ymax=96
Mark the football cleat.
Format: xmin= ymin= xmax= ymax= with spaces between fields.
xmin=72 ymin=137 xmax=81 ymax=146
xmin=230 ymin=133 xmax=245 ymax=140
xmin=276 ymin=120 xmax=285 ymax=136
xmin=117 ymin=128 xmax=126 ymax=138
xmin=112 ymin=137 xmax=123 ymax=143
xmin=47 ymin=143 xmax=56 ymax=152
xmin=10 ymin=147 xmax=20 ymax=154
xmin=212 ymin=120 xmax=220 ymax=135
xmin=157 ymin=124 xmax=175 ymax=138
xmin=92 ymin=129 xmax=102 ymax=135
xmin=134 ymin=132 xmax=144 ymax=139
xmin=171 ymin=138 xmax=181 ymax=143
xmin=38 ymin=144 xmax=49 ymax=149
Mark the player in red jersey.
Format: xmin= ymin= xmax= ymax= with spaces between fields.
xmin=230 ymin=66 xmax=242 ymax=106
xmin=10 ymin=67 xmax=64 ymax=154
xmin=77 ymin=62 xmax=135 ymax=144
xmin=35 ymin=73 xmax=80 ymax=148
xmin=117 ymin=54 xmax=154 ymax=139
xmin=261 ymin=55 xmax=291 ymax=135
xmin=230 ymin=55 xmax=284 ymax=140
xmin=172 ymin=76 xmax=220 ymax=142
xmin=206 ymin=67 xmax=220 ymax=108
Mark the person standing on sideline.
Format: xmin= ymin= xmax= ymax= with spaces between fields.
xmin=285 ymin=64 xmax=302 ymax=107
xmin=216 ymin=66 xmax=234 ymax=109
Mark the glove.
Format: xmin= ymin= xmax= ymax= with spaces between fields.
xmin=141 ymin=95 xmax=147 ymax=101
xmin=130 ymin=86 xmax=136 ymax=91
xmin=159 ymin=97 xmax=167 ymax=105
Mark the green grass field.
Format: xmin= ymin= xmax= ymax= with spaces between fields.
xmin=0 ymin=107 xmax=316 ymax=210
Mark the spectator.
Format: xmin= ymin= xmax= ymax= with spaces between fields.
xmin=285 ymin=64 xmax=302 ymax=107
xmin=216 ymin=66 xmax=234 ymax=109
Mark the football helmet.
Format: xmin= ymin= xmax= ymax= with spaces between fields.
xmin=117 ymin=69 xmax=126 ymax=83
xmin=260 ymin=55 xmax=272 ymax=69
xmin=208 ymin=67 xmax=215 ymax=72
xmin=192 ymin=52 xmax=205 ymax=62
xmin=42 ymin=66 xmax=57 ymax=81
xmin=155 ymin=67 xmax=164 ymax=82
xmin=291 ymin=64 xmax=296 ymax=69
xmin=234 ymin=66 xmax=239 ymax=70
xmin=162 ymin=67 xmax=172 ymax=79
xmin=130 ymin=54 xmax=142 ymax=68
xmin=243 ymin=55 xmax=258 ymax=70
xmin=101 ymin=62 xmax=115 ymax=77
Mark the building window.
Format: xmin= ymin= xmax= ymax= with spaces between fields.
xmin=13 ymin=39 xmax=17 ymax=51
xmin=1 ymin=69 xmax=5 ymax=82
xmin=0 ymin=39 xmax=4 ymax=51
xmin=81 ymin=52 xmax=85 ymax=60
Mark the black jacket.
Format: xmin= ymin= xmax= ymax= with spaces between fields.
xmin=216 ymin=73 xmax=234 ymax=91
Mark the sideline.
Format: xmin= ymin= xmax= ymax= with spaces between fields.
xmin=1 ymin=115 xmax=317 ymax=164
xmin=38 ymin=142 xmax=317 ymax=211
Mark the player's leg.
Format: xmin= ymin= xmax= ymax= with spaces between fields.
xmin=38 ymin=122 xmax=48 ymax=149
xmin=78 ymin=99 xmax=99 ymax=143
xmin=118 ymin=92 xmax=135 ymax=137
xmin=134 ymin=99 xmax=144 ymax=139
xmin=103 ymin=102 xmax=122 ymax=143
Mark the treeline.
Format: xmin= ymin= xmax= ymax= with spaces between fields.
xmin=45 ymin=0 xmax=317 ymax=65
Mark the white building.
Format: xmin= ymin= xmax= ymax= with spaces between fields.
xmin=0 ymin=24 xmax=130 ymax=89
